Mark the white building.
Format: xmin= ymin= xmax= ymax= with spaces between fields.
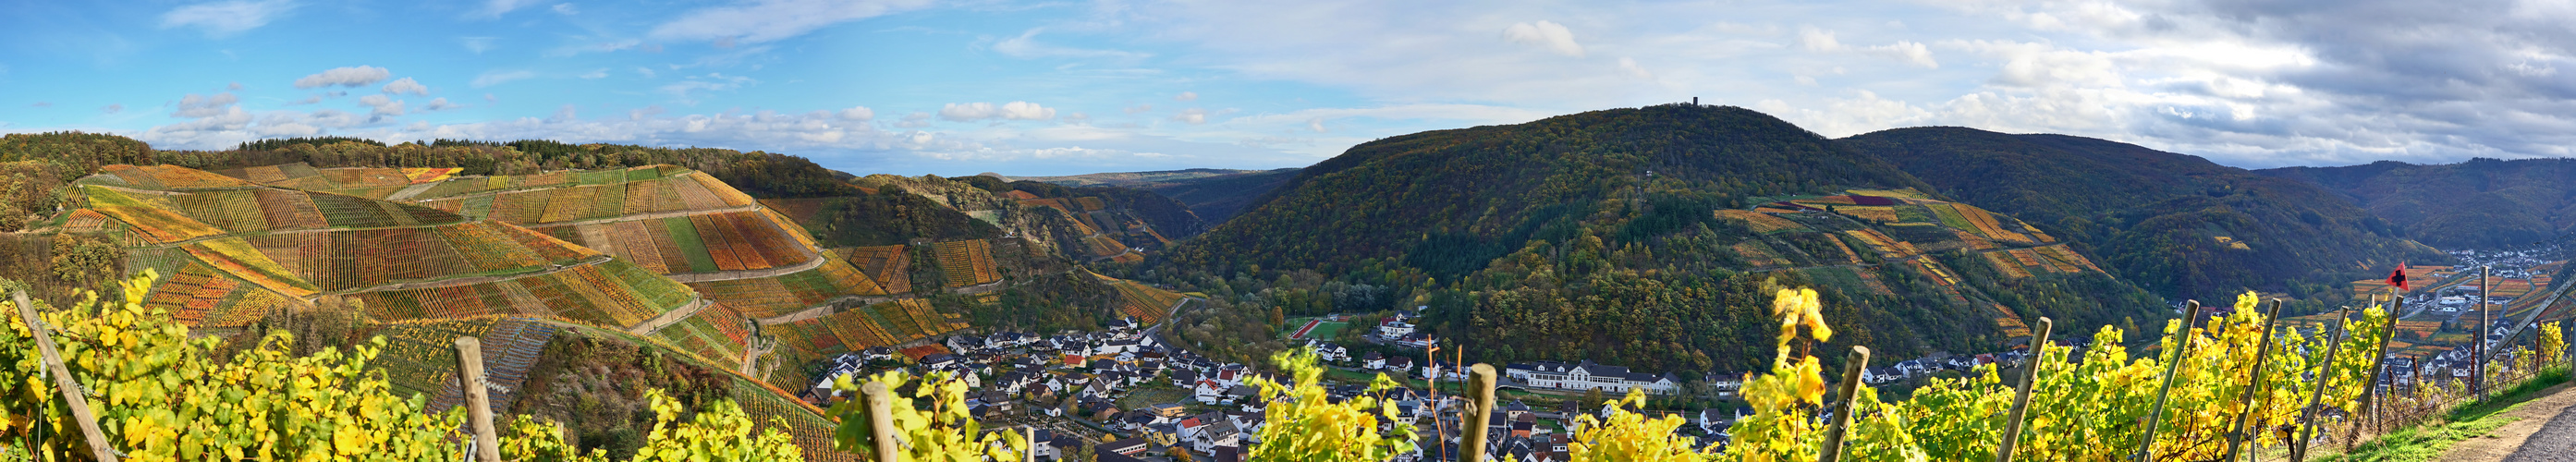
xmin=1504 ymin=360 xmax=1681 ymax=395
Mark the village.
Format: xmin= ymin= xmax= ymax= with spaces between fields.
xmin=795 ymin=303 xmax=2079 ymax=462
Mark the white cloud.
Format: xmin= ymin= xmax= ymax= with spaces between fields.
xmin=992 ymin=29 xmax=1154 ymax=60
xmin=358 ymin=94 xmax=405 ymax=116
xmin=1617 ymin=57 xmax=1654 ymax=79
xmin=173 ymin=92 xmax=240 ymax=118
xmin=897 ymin=112 xmax=934 ymax=128
xmin=658 ymin=73 xmax=756 ymax=104
xmin=1307 ymin=117 xmax=1325 ymax=133
xmin=381 ymin=78 xmax=428 ymax=95
xmin=471 ymin=70 xmax=536 ymax=88
xmin=579 ymin=68 xmax=609 ymax=79
xmin=1175 ymin=91 xmax=1198 ymax=102
xmin=103 ymin=104 xmax=123 ymax=114
xmin=939 ymin=102 xmax=1055 ymax=121
xmin=473 ymin=0 xmax=542 ymax=18
xmin=424 ymin=98 xmax=459 ymax=111
xmin=227 ymin=82 xmax=244 ymax=91
xmin=552 ymin=3 xmax=579 ymax=15
xmin=160 ymin=0 xmax=296 ymax=38
xmin=1504 ymin=20 xmax=1584 ymax=57
xmin=1797 ymin=27 xmax=1937 ymax=68
xmin=290 ymin=95 xmax=322 ymax=104
xmin=293 ymin=66 xmax=390 ymax=89
xmin=649 ymin=0 xmax=936 ymax=44
xmin=1124 ymin=103 xmax=1153 ymax=114
xmin=635 ymin=67 xmax=658 ymax=78
xmin=839 ymin=106 xmax=874 ymax=121
xmin=1172 ymin=108 xmax=1207 ymax=125
xmin=460 ymin=37 xmax=497 ymax=54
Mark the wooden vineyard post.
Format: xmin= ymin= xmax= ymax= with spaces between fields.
xmin=1820 ymin=346 xmax=1869 ymax=462
xmin=12 ymin=290 xmax=120 ymax=462
xmin=1996 ymin=318 xmax=2052 ymax=462
xmin=2477 ymin=265 xmax=2489 ymax=401
xmin=2134 ymin=300 xmax=2203 ymax=460
xmin=1462 ymin=364 xmax=1499 ymax=462
xmin=2222 ymin=299 xmax=2287 ymax=461
xmin=2350 ymin=291 xmax=2403 ymax=452
xmin=862 ymin=381 xmax=901 ymax=462
xmin=2290 ymin=305 xmax=2352 ymax=462
xmin=457 ymin=336 xmax=502 ymax=462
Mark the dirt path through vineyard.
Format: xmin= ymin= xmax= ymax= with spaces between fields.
xmin=2437 ymin=381 xmax=2576 ymax=461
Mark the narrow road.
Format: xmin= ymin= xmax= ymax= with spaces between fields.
xmin=2502 ymin=403 xmax=2576 ymax=461
xmin=2436 ymin=376 xmax=2576 ymax=461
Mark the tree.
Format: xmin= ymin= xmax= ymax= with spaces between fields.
xmin=1167 ymin=446 xmax=1198 ymax=462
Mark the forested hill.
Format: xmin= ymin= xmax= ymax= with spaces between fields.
xmin=1013 ymin=167 xmax=1303 ymax=224
xmin=2255 ymin=158 xmax=2576 ymax=249
xmin=1837 ymin=127 xmax=2445 ymax=302
xmin=1153 ymin=104 xmax=2172 ymax=372
xmin=1162 ymin=103 xmax=1933 ymax=277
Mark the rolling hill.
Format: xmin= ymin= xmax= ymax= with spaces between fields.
xmin=1837 ymin=127 xmax=2448 ymax=302
xmin=2256 ymin=157 xmax=2576 ymax=249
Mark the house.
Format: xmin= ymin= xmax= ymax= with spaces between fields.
xmin=1191 ymin=419 xmax=1243 ymax=454
xmin=1313 ymin=343 xmax=1349 ymax=362
xmin=1862 ymin=367 xmax=1903 ymax=384
xmin=1502 ymin=360 xmax=1682 ymax=395
xmin=1698 ymin=408 xmax=1735 ymax=433
xmin=946 ymin=335 xmax=985 ymax=353
xmin=1097 ymin=438 xmax=1152 ymax=456
xmin=1363 ymin=352 xmax=1386 ymax=370
xmin=1145 ymin=403 xmax=1189 ymax=419
xmin=1379 ymin=318 xmax=1416 ymax=337
xmin=1394 ymin=332 xmax=1435 ymax=349
xmin=1195 ymin=379 xmax=1228 ymax=404
xmin=1385 ymin=356 xmax=1415 ymax=373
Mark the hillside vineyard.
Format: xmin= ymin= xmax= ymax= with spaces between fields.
xmin=0 ymin=101 xmax=2571 ymax=461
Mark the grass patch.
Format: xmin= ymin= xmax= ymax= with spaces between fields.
xmin=2326 ymin=365 xmax=2572 ymax=462
xmin=1117 ymin=385 xmax=1193 ymax=411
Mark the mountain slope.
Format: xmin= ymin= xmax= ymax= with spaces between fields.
xmin=1166 ymin=104 xmax=1935 ymax=277
xmin=2256 ymin=158 xmax=2576 ymax=249
xmin=1014 ymin=168 xmax=1302 ymax=223
xmin=1837 ymin=127 xmax=2445 ymax=301
xmin=1158 ymin=104 xmax=2168 ymax=372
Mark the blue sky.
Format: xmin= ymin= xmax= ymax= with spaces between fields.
xmin=4 ymin=0 xmax=2571 ymax=176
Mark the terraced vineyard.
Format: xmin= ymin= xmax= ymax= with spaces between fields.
xmin=836 ymin=245 xmax=911 ymax=293
xmin=352 ymin=260 xmax=692 ymax=328
xmin=933 ymin=239 xmax=998 ymax=286
xmin=683 ymin=256 xmax=887 ymax=318
xmin=361 ymin=316 xmax=560 ymax=420
xmin=723 ymin=375 xmax=859 ymax=462
xmin=92 ymin=164 xmax=260 ymax=190
xmin=409 ymin=166 xmax=753 ymax=224
xmin=650 ymin=302 xmax=754 ymax=370
xmin=1093 ymin=272 xmax=1185 ymax=325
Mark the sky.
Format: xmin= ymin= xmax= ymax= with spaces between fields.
xmin=2 ymin=0 xmax=2571 ymax=176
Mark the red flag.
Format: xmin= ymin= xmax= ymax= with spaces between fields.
xmin=2388 ymin=263 xmax=2410 ymax=292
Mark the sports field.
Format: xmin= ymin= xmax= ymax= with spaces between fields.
xmin=1283 ymin=317 xmax=1352 ymax=340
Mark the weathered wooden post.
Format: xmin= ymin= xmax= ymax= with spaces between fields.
xmin=1820 ymin=346 xmax=1869 ymax=462
xmin=2290 ymin=306 xmax=2352 ymax=462
xmin=2134 ymin=300 xmax=2204 ymax=460
xmin=2477 ymin=265 xmax=2489 ymax=401
xmin=1462 ymin=364 xmax=1499 ymax=462
xmin=2349 ymin=291 xmax=2403 ymax=452
xmin=14 ymin=290 xmax=120 ymax=462
xmin=456 ymin=336 xmax=501 ymax=462
xmin=1996 ymin=318 xmax=2053 ymax=462
xmin=2222 ymin=299 xmax=2287 ymax=461
xmin=862 ymin=381 xmax=901 ymax=462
